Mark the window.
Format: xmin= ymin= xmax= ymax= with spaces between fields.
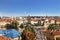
xmin=56 ymin=37 xmax=60 ymax=40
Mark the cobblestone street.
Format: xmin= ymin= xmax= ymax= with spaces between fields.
xmin=34 ymin=28 xmax=47 ymax=40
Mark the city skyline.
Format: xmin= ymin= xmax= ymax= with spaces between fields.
xmin=0 ymin=0 xmax=60 ymax=16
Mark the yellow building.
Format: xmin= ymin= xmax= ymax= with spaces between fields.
xmin=54 ymin=35 xmax=60 ymax=40
xmin=42 ymin=30 xmax=60 ymax=40
xmin=56 ymin=19 xmax=60 ymax=24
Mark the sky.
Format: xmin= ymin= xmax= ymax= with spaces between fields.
xmin=0 ymin=0 xmax=60 ymax=16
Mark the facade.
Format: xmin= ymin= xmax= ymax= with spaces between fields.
xmin=56 ymin=19 xmax=60 ymax=24
xmin=54 ymin=35 xmax=60 ymax=40
xmin=50 ymin=19 xmax=55 ymax=24
xmin=42 ymin=30 xmax=60 ymax=40
xmin=31 ymin=19 xmax=38 ymax=24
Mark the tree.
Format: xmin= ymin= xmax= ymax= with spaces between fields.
xmin=21 ymin=30 xmax=35 ymax=40
xmin=48 ymin=24 xmax=60 ymax=30
xmin=25 ymin=24 xmax=34 ymax=33
xmin=11 ymin=21 xmax=19 ymax=29
xmin=5 ymin=21 xmax=19 ymax=30
xmin=19 ymin=24 xmax=24 ymax=29
xmin=27 ymin=16 xmax=31 ymax=24
xmin=11 ymin=21 xmax=19 ymax=27
xmin=5 ymin=24 xmax=11 ymax=29
xmin=21 ymin=23 xmax=35 ymax=40
xmin=48 ymin=24 xmax=55 ymax=30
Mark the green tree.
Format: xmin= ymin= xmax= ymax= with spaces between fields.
xmin=48 ymin=24 xmax=60 ymax=30
xmin=11 ymin=21 xmax=19 ymax=29
xmin=27 ymin=16 xmax=31 ymax=24
xmin=48 ymin=24 xmax=55 ymax=30
xmin=25 ymin=24 xmax=34 ymax=33
xmin=5 ymin=24 xmax=11 ymax=29
xmin=5 ymin=21 xmax=19 ymax=30
xmin=11 ymin=21 xmax=19 ymax=27
xmin=19 ymin=24 xmax=24 ymax=29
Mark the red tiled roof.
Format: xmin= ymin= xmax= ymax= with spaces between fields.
xmin=0 ymin=36 xmax=11 ymax=40
xmin=53 ymin=31 xmax=60 ymax=36
xmin=41 ymin=30 xmax=60 ymax=36
xmin=56 ymin=19 xmax=60 ymax=22
xmin=0 ymin=19 xmax=17 ymax=23
xmin=41 ymin=30 xmax=51 ymax=33
xmin=31 ymin=19 xmax=40 ymax=22
xmin=47 ymin=18 xmax=55 ymax=23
